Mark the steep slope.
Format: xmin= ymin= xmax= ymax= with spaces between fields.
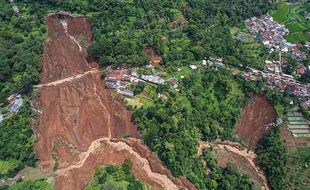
xmin=236 ymin=95 xmax=276 ymax=148
xmin=35 ymin=12 xmax=195 ymax=190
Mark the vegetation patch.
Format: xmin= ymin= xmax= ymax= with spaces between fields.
xmin=283 ymin=147 xmax=310 ymax=190
xmin=1 ymin=179 xmax=52 ymax=190
xmin=86 ymin=160 xmax=150 ymax=190
xmin=0 ymin=160 xmax=22 ymax=179
xmin=202 ymin=149 xmax=254 ymax=189
xmin=0 ymin=100 xmax=37 ymax=170
xmin=256 ymin=126 xmax=288 ymax=190
xmin=230 ymin=27 xmax=267 ymax=69
xmin=272 ymin=2 xmax=310 ymax=42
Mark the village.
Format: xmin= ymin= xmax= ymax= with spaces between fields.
xmin=229 ymin=15 xmax=308 ymax=109
xmin=246 ymin=15 xmax=307 ymax=60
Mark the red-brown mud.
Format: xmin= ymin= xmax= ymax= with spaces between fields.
xmin=236 ymin=95 xmax=276 ymax=148
xmin=35 ymin=13 xmax=194 ymax=190
xmin=143 ymin=47 xmax=161 ymax=67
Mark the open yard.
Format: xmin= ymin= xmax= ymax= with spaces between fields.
xmin=272 ymin=2 xmax=310 ymax=42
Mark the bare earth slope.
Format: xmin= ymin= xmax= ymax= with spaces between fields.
xmin=236 ymin=95 xmax=276 ymax=148
xmin=35 ymin=13 xmax=195 ymax=190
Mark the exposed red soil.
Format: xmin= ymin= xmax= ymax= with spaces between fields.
xmin=236 ymin=95 xmax=276 ymax=148
xmin=56 ymin=138 xmax=196 ymax=190
xmin=35 ymin=13 xmax=194 ymax=190
xmin=143 ymin=47 xmax=162 ymax=67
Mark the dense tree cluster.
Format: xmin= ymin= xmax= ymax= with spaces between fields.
xmin=0 ymin=2 xmax=47 ymax=102
xmin=0 ymin=100 xmax=37 ymax=168
xmin=27 ymin=0 xmax=274 ymax=69
xmin=133 ymin=68 xmax=249 ymax=188
xmin=256 ymin=127 xmax=288 ymax=190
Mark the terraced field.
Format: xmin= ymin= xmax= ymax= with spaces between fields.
xmin=272 ymin=2 xmax=310 ymax=42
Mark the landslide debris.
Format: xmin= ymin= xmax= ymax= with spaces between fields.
xmin=35 ymin=12 xmax=194 ymax=190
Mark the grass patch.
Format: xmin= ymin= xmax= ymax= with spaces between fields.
xmin=286 ymin=32 xmax=310 ymax=42
xmin=137 ymin=95 xmax=154 ymax=108
xmin=171 ymin=67 xmax=191 ymax=79
xmin=272 ymin=3 xmax=290 ymax=23
xmin=286 ymin=23 xmax=307 ymax=33
xmin=297 ymin=147 xmax=310 ymax=164
xmin=125 ymin=97 xmax=143 ymax=109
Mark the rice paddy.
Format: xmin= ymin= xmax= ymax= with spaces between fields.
xmin=272 ymin=2 xmax=310 ymax=42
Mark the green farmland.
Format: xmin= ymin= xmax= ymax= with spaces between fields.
xmin=272 ymin=2 xmax=310 ymax=42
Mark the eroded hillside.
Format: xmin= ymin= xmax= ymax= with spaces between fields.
xmin=236 ymin=95 xmax=276 ymax=148
xmin=35 ymin=13 xmax=195 ymax=190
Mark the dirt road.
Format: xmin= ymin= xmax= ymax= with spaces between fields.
xmin=35 ymin=12 xmax=194 ymax=190
xmin=34 ymin=68 xmax=99 ymax=88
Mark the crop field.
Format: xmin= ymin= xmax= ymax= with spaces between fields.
xmin=272 ymin=2 xmax=310 ymax=42
xmin=286 ymin=147 xmax=310 ymax=190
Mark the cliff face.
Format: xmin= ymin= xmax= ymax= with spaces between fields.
xmin=35 ymin=13 xmax=195 ymax=190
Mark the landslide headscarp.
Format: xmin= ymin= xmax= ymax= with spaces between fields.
xmin=35 ymin=12 xmax=194 ymax=190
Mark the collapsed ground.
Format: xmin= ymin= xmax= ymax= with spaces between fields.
xmin=35 ymin=13 xmax=273 ymax=190
xmin=35 ymin=13 xmax=194 ymax=190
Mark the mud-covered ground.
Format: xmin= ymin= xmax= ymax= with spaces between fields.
xmin=35 ymin=13 xmax=194 ymax=190
xmin=236 ymin=95 xmax=276 ymax=148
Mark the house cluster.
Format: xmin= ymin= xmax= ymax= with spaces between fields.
xmin=240 ymin=66 xmax=310 ymax=108
xmin=0 ymin=94 xmax=23 ymax=123
xmin=265 ymin=60 xmax=281 ymax=74
xmin=202 ymin=57 xmax=225 ymax=68
xmin=246 ymin=15 xmax=308 ymax=60
xmin=104 ymin=68 xmax=165 ymax=98
xmin=246 ymin=15 xmax=290 ymax=50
